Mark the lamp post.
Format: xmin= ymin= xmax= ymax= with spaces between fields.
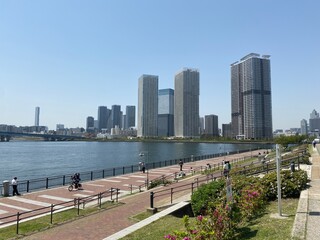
xmin=139 ymin=151 xmax=149 ymax=188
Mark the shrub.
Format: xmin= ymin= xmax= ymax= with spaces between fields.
xmin=191 ymin=179 xmax=225 ymax=215
xmin=149 ymin=178 xmax=172 ymax=189
xmin=262 ymin=169 xmax=308 ymax=200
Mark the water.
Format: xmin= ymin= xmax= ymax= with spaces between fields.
xmin=0 ymin=141 xmax=270 ymax=182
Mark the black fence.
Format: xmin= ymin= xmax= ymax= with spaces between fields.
xmin=1 ymin=148 xmax=260 ymax=196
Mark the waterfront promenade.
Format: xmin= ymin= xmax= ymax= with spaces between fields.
xmin=0 ymin=150 xmax=262 ymax=240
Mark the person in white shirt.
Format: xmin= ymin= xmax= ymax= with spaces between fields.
xmin=11 ymin=177 xmax=21 ymax=196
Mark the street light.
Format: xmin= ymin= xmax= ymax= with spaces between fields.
xmin=139 ymin=151 xmax=149 ymax=189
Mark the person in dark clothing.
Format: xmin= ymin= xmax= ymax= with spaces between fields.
xmin=179 ymin=160 xmax=183 ymax=171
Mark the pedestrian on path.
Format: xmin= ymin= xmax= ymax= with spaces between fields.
xmin=141 ymin=162 xmax=146 ymax=173
xmin=179 ymin=160 xmax=183 ymax=171
xmin=11 ymin=177 xmax=21 ymax=196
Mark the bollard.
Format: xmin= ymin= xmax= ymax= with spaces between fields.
xmin=290 ymin=161 xmax=295 ymax=172
xmin=2 ymin=180 xmax=10 ymax=197
xmin=150 ymin=191 xmax=154 ymax=208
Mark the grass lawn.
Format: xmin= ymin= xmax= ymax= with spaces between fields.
xmin=236 ymin=198 xmax=299 ymax=240
xmin=121 ymin=198 xmax=299 ymax=240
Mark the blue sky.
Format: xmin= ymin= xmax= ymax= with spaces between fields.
xmin=0 ymin=0 xmax=319 ymax=131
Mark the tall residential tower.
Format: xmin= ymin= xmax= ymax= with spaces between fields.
xmin=137 ymin=74 xmax=159 ymax=137
xmin=231 ymin=53 xmax=273 ymax=139
xmin=174 ymin=68 xmax=200 ymax=138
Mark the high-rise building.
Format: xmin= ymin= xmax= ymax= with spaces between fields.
xmin=300 ymin=119 xmax=308 ymax=135
xmin=35 ymin=106 xmax=40 ymax=126
xmin=111 ymin=105 xmax=121 ymax=128
xmin=222 ymin=123 xmax=232 ymax=138
xmin=310 ymin=109 xmax=319 ymax=119
xmin=174 ymin=68 xmax=200 ymax=138
xmin=231 ymin=53 xmax=273 ymax=139
xmin=137 ymin=74 xmax=158 ymax=137
xmin=309 ymin=109 xmax=320 ymax=134
xmin=205 ymin=114 xmax=219 ymax=137
xmin=125 ymin=105 xmax=136 ymax=129
xmin=86 ymin=116 xmax=95 ymax=132
xmin=158 ymin=89 xmax=174 ymax=137
xmin=98 ymin=106 xmax=108 ymax=131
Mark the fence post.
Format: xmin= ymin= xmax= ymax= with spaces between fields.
xmin=171 ymin=188 xmax=173 ymax=204
xmin=63 ymin=175 xmax=65 ymax=186
xmin=150 ymin=191 xmax=154 ymax=208
xmin=103 ymin=170 xmax=105 ymax=178
xmin=46 ymin=178 xmax=49 ymax=189
xmin=16 ymin=212 xmax=20 ymax=235
xmin=116 ymin=188 xmax=119 ymax=202
xmin=131 ymin=165 xmax=134 ymax=173
xmin=50 ymin=204 xmax=54 ymax=224
xmin=191 ymin=182 xmax=194 ymax=194
xmin=77 ymin=198 xmax=80 ymax=215
xmin=113 ymin=168 xmax=115 ymax=176
xmin=27 ymin=180 xmax=29 ymax=193
xmin=130 ymin=184 xmax=133 ymax=194
xmin=111 ymin=188 xmax=113 ymax=201
xmin=91 ymin=171 xmax=93 ymax=180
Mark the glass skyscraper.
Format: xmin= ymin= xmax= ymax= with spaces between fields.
xmin=137 ymin=74 xmax=158 ymax=137
xmin=111 ymin=105 xmax=121 ymax=128
xmin=125 ymin=105 xmax=136 ymax=129
xmin=98 ymin=106 xmax=108 ymax=131
xmin=231 ymin=53 xmax=273 ymax=140
xmin=174 ymin=68 xmax=200 ymax=138
xmin=158 ymin=88 xmax=174 ymax=137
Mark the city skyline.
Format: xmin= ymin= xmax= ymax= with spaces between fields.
xmin=1 ymin=1 xmax=319 ymax=130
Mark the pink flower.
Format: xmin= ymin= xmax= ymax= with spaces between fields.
xmin=197 ymin=215 xmax=203 ymax=221
xmin=164 ymin=234 xmax=176 ymax=240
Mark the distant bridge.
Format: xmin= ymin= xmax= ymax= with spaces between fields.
xmin=0 ymin=131 xmax=85 ymax=142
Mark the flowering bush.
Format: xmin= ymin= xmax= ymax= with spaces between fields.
xmin=237 ymin=185 xmax=266 ymax=221
xmin=262 ymin=169 xmax=308 ymax=200
xmin=191 ymin=180 xmax=225 ymax=215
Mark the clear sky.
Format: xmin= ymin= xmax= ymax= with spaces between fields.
xmin=0 ymin=0 xmax=319 ymax=131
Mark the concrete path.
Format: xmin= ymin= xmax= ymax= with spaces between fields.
xmin=292 ymin=144 xmax=320 ymax=239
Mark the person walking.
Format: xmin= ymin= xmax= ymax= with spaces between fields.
xmin=179 ymin=160 xmax=183 ymax=171
xmin=11 ymin=177 xmax=21 ymax=196
xmin=141 ymin=162 xmax=146 ymax=173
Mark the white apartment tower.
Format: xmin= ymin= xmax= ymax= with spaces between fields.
xmin=174 ymin=68 xmax=200 ymax=138
xmin=137 ymin=74 xmax=159 ymax=137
